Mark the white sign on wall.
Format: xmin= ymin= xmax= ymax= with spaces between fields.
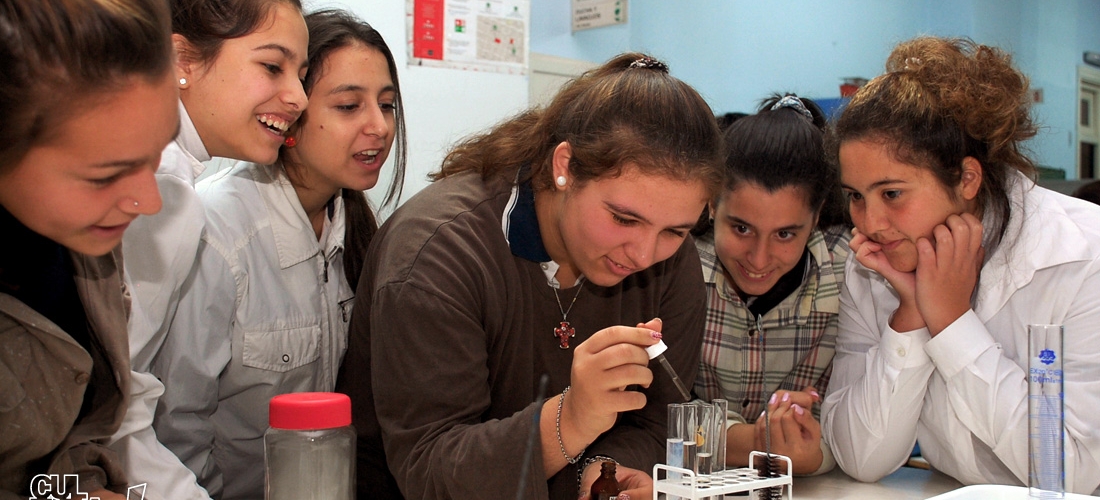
xmin=572 ymin=0 xmax=627 ymax=31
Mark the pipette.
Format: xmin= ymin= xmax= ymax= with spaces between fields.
xmin=646 ymin=340 xmax=692 ymax=402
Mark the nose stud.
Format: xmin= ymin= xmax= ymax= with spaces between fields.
xmin=133 ymin=201 xmax=139 ymax=207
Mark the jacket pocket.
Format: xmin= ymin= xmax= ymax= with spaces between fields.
xmin=241 ymin=324 xmax=321 ymax=372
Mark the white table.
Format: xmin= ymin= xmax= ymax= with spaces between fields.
xmin=794 ymin=466 xmax=962 ymax=499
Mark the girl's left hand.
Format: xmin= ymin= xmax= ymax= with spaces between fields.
xmin=578 ymin=461 xmax=653 ymax=500
xmin=914 ymin=213 xmax=985 ymax=335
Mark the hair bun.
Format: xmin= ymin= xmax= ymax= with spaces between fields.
xmin=628 ymin=56 xmax=669 ymax=73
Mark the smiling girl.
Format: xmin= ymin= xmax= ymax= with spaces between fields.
xmin=820 ymin=37 xmax=1100 ymax=494
xmin=337 ymin=53 xmax=723 ymax=499
xmin=692 ymin=94 xmax=850 ymax=476
xmin=0 ymin=0 xmax=176 ymax=498
xmin=149 ymin=10 xmax=406 ymax=500
xmin=111 ymin=0 xmax=309 ymax=498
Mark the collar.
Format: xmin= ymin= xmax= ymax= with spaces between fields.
xmin=170 ymin=101 xmax=210 ymax=181
xmin=501 ymin=169 xmax=576 ymax=287
xmin=974 ymin=170 xmax=1094 ymax=319
xmin=251 ymin=162 xmax=345 ymax=269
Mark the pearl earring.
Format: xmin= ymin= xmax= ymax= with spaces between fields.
xmin=555 ymin=176 xmax=567 ymax=187
xmin=133 ymin=201 xmax=139 ymax=207
xmin=179 ymin=77 xmax=187 ymax=86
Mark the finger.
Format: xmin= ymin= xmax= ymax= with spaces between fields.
xmin=600 ymin=363 xmax=654 ymax=391
xmin=800 ymin=386 xmax=822 ymax=403
xmin=916 ymin=236 xmax=936 ymax=276
xmin=577 ymin=325 xmax=661 ymax=355
xmin=944 ymin=214 xmax=972 ymax=262
xmin=780 ymin=406 xmax=802 ymax=443
xmin=959 ymin=212 xmax=984 ymax=253
xmin=772 ymin=390 xmax=814 ymax=409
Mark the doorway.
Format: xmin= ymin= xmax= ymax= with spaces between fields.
xmin=1078 ymin=66 xmax=1100 ymax=179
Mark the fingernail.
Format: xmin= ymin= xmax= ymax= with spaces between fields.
xmin=760 ymin=410 xmax=766 ymax=419
xmin=810 ymin=390 xmax=820 ymax=399
xmin=782 ymin=393 xmax=790 ymax=403
xmin=769 ymin=393 xmax=777 ymax=405
xmin=619 ymin=494 xmax=631 ymax=500
xmin=650 ymin=330 xmax=662 ymax=340
xmin=793 ymin=404 xmax=804 ymax=416
xmin=652 ymin=317 xmax=663 ymax=325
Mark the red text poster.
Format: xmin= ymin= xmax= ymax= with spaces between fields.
xmin=413 ymin=0 xmax=444 ymax=60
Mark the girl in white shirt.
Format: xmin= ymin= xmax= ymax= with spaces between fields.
xmin=821 ymin=36 xmax=1100 ymax=494
xmin=113 ymin=1 xmax=309 ymax=498
xmin=151 ymin=10 xmax=407 ymax=500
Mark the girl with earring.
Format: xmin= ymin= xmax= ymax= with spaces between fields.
xmin=820 ymin=37 xmax=1100 ymax=494
xmin=150 ymin=10 xmax=406 ymax=500
xmin=0 ymin=0 xmax=177 ymax=498
xmin=110 ymin=0 xmax=308 ymax=498
xmin=338 ymin=53 xmax=724 ymax=499
xmin=692 ymin=94 xmax=850 ymax=476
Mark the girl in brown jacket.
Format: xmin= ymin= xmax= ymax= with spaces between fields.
xmin=0 ymin=0 xmax=177 ymax=498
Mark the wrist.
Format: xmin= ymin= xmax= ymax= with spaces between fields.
xmin=556 ymin=386 xmax=586 ymax=464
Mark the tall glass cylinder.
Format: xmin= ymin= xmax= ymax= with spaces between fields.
xmin=696 ymin=402 xmax=717 ymax=477
xmin=666 ymin=404 xmax=684 ymax=472
xmin=1028 ymin=324 xmax=1065 ymax=499
xmin=681 ymin=403 xmax=698 ymax=474
xmin=711 ymin=399 xmax=728 ymax=472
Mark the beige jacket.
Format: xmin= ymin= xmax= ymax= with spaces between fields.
xmin=0 ymin=248 xmax=131 ymax=499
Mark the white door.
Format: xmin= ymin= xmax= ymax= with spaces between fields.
xmin=1078 ymin=66 xmax=1100 ymax=179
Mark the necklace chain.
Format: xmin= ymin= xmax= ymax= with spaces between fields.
xmin=553 ymin=277 xmax=585 ymax=320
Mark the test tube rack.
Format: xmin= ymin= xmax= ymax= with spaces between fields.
xmin=652 ymin=452 xmax=792 ymax=500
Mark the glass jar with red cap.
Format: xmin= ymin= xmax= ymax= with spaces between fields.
xmin=264 ymin=392 xmax=355 ymax=499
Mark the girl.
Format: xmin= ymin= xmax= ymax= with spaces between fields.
xmin=820 ymin=37 xmax=1100 ymax=494
xmin=112 ymin=0 xmax=308 ymax=497
xmin=337 ymin=53 xmax=724 ymax=499
xmin=151 ymin=10 xmax=407 ymax=500
xmin=692 ymin=94 xmax=850 ymax=475
xmin=0 ymin=0 xmax=176 ymax=498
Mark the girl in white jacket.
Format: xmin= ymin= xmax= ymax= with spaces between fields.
xmin=821 ymin=36 xmax=1100 ymax=494
xmin=151 ymin=10 xmax=407 ymax=500
xmin=112 ymin=1 xmax=309 ymax=498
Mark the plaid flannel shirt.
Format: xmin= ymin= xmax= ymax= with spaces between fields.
xmin=693 ymin=225 xmax=850 ymax=424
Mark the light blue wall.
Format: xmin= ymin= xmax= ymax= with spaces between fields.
xmin=530 ymin=0 xmax=1100 ymax=178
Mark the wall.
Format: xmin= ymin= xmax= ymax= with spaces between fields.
xmin=305 ymin=0 xmax=531 ymax=214
xmin=530 ymin=0 xmax=1100 ymax=179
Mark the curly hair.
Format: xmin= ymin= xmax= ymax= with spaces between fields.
xmin=831 ymin=36 xmax=1038 ymax=245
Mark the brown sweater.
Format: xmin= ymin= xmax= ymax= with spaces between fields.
xmin=337 ymin=170 xmax=705 ymax=499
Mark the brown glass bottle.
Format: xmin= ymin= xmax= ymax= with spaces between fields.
xmin=590 ymin=461 xmax=620 ymax=500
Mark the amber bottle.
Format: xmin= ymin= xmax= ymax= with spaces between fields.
xmin=590 ymin=461 xmax=620 ymax=500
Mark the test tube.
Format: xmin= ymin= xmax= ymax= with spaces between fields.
xmin=667 ymin=404 xmax=685 ymax=473
xmin=1028 ymin=324 xmax=1065 ymax=499
xmin=711 ymin=399 xmax=728 ymax=473
xmin=696 ymin=402 xmax=717 ymax=477
xmin=681 ymin=403 xmax=698 ymax=476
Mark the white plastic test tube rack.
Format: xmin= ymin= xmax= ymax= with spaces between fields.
xmin=652 ymin=451 xmax=793 ymax=500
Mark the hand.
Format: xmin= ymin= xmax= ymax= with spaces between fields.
xmin=753 ymin=388 xmax=824 ymax=474
xmin=914 ymin=213 xmax=985 ymax=336
xmin=850 ymin=227 xmax=924 ymax=332
xmin=578 ymin=461 xmax=653 ymax=500
xmin=564 ymin=320 xmax=661 ymax=443
xmin=89 ymin=489 xmax=126 ymax=500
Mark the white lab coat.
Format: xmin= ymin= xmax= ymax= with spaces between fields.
xmin=151 ymin=161 xmax=354 ymax=500
xmin=822 ymin=172 xmax=1100 ymax=494
xmin=109 ymin=102 xmax=212 ymax=500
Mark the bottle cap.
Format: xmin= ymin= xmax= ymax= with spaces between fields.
xmin=645 ymin=340 xmax=668 ymax=359
xmin=269 ymin=392 xmax=351 ymax=430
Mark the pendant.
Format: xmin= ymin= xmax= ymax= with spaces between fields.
xmin=554 ymin=321 xmax=576 ymax=349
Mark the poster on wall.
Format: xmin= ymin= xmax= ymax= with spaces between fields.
xmin=408 ymin=0 xmax=529 ymax=74
xmin=572 ymin=0 xmax=626 ymax=31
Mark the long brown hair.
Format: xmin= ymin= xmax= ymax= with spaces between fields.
xmin=831 ymin=37 xmax=1037 ymax=246
xmin=170 ymin=0 xmax=302 ymax=65
xmin=433 ymin=52 xmax=724 ymax=198
xmin=282 ymin=9 xmax=407 ymax=291
xmin=1 ymin=0 xmax=173 ymax=171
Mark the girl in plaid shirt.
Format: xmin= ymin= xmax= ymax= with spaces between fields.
xmin=693 ymin=94 xmax=851 ymax=475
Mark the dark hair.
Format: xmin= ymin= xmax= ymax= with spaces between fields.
xmin=830 ymin=37 xmax=1037 ymax=246
xmin=693 ymin=94 xmax=847 ymax=236
xmin=171 ymin=0 xmax=302 ymax=65
xmin=0 ymin=0 xmax=173 ymax=171
xmin=283 ymin=9 xmax=407 ymax=291
xmin=432 ymin=52 xmax=724 ymax=199
xmin=716 ymin=111 xmax=749 ymax=132
xmin=1073 ymin=179 xmax=1100 ymax=206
